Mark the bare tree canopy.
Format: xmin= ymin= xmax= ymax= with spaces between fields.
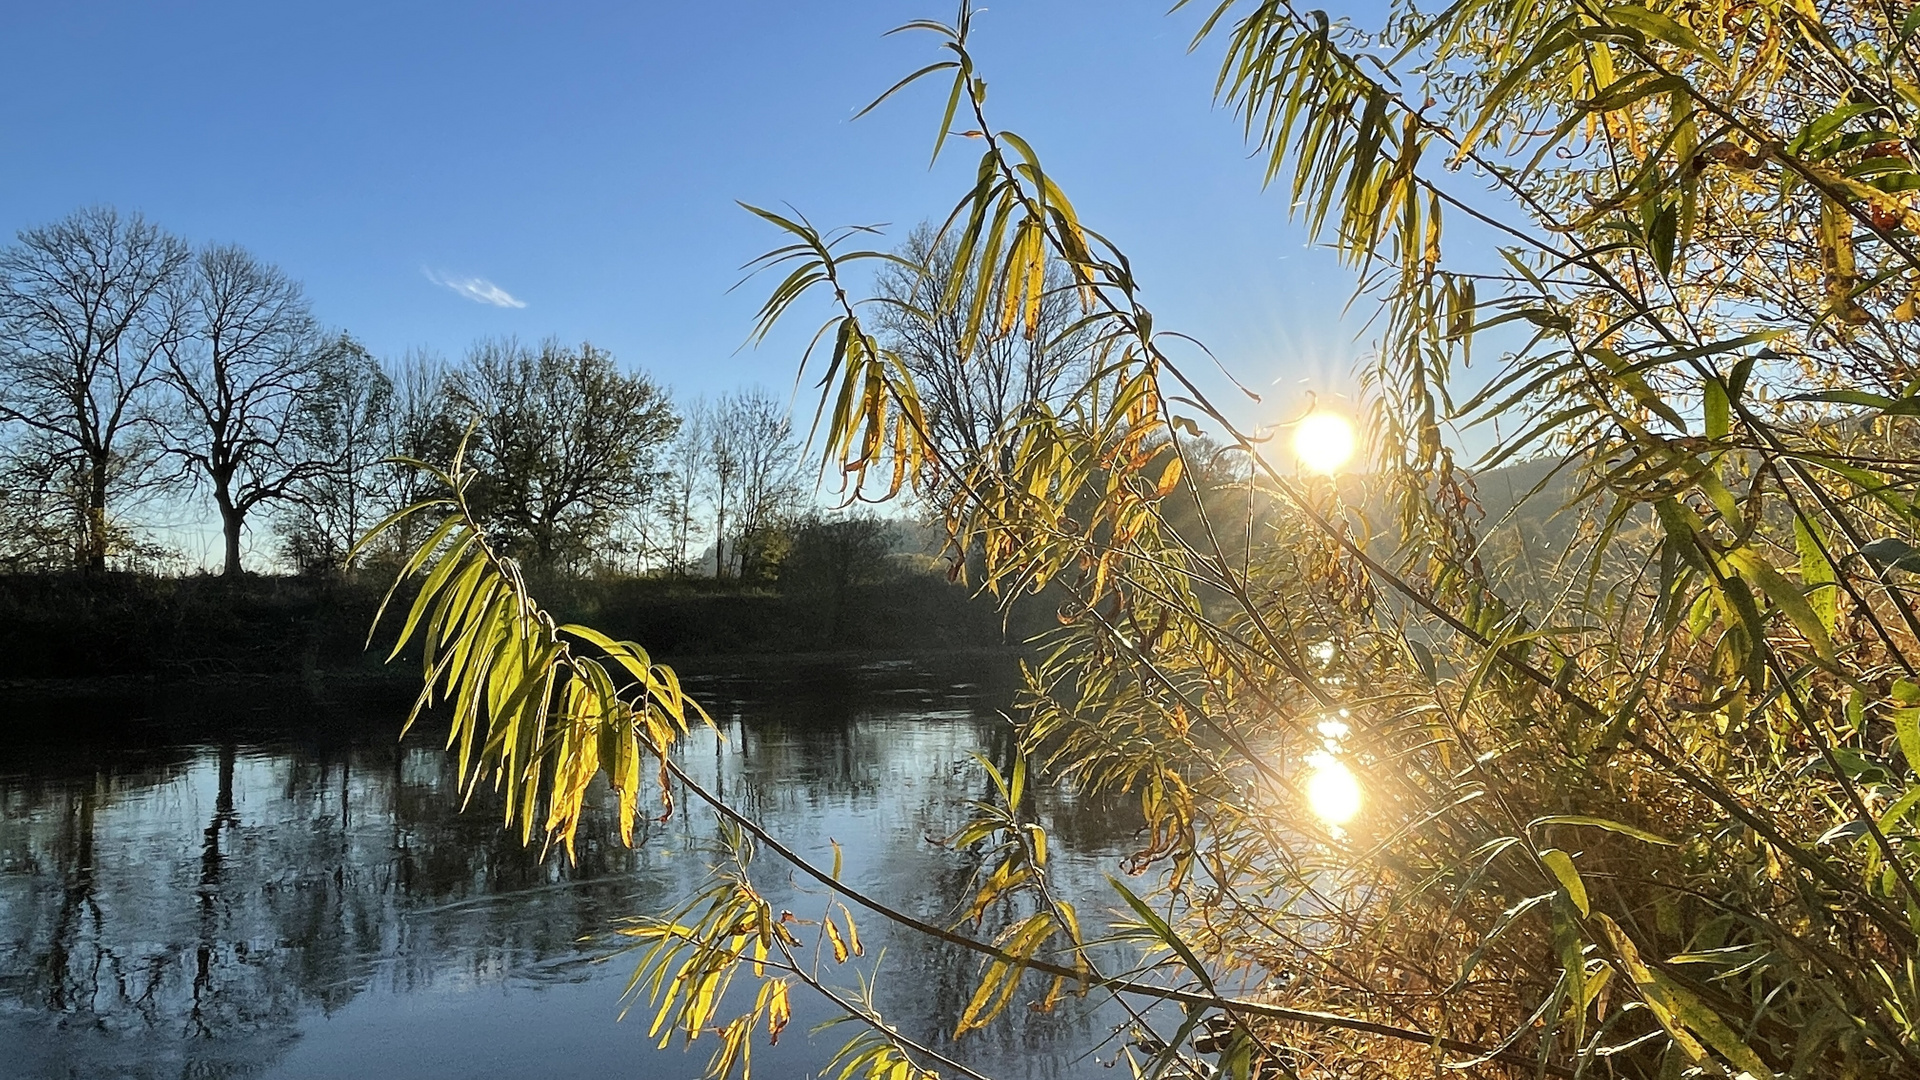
xmin=706 ymin=388 xmax=803 ymax=581
xmin=446 ymin=338 xmax=678 ymax=571
xmin=660 ymin=400 xmax=710 ymax=575
xmin=872 ymin=222 xmax=1090 ymax=472
xmin=0 ymin=207 xmax=190 ymax=571
xmin=163 ymin=243 xmax=339 ymax=575
xmin=274 ymin=336 xmax=393 ymax=573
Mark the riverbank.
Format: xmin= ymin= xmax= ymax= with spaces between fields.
xmin=0 ymin=645 xmax=1036 ymax=756
xmin=0 ymin=569 xmax=1035 ymax=686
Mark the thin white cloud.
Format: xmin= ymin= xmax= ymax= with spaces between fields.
xmin=424 ymin=268 xmax=527 ymax=309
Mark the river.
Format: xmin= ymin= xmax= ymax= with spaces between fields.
xmin=0 ymin=656 xmax=1146 ymax=1080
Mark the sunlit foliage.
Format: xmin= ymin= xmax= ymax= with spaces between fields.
xmin=371 ymin=0 xmax=1920 ymax=1076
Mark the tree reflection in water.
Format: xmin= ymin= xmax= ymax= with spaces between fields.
xmin=0 ymin=658 xmax=1142 ymax=1080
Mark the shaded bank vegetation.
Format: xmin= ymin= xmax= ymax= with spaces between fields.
xmin=0 ymin=532 xmax=1016 ymax=684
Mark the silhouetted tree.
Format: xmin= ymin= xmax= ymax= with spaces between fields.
xmin=781 ymin=512 xmax=896 ymax=642
xmin=704 ymin=403 xmax=738 ymax=579
xmin=275 ymin=337 xmax=393 ymax=573
xmin=660 ymin=397 xmax=709 ymax=575
xmin=0 ymin=445 xmax=86 ymax=571
xmin=0 ymin=207 xmax=190 ymax=570
xmin=163 ymin=244 xmax=340 ymax=575
xmin=445 ymin=338 xmax=677 ymax=571
xmin=379 ymin=351 xmax=458 ymax=524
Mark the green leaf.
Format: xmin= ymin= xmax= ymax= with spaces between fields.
xmin=1896 ymin=707 xmax=1920 ymax=776
xmin=1864 ymin=537 xmax=1920 ymax=572
xmin=1530 ymin=815 xmax=1677 ymax=846
xmin=1109 ymin=876 xmax=1216 ymax=992
xmin=1803 ymin=746 xmax=1890 ymax=783
xmin=1143 ymin=1003 xmax=1211 ymax=1080
xmin=1879 ymin=786 xmax=1920 ymax=830
xmin=1647 ymin=201 xmax=1679 ymax=279
xmin=852 ymin=59 xmax=960 ymax=122
xmin=1445 ymin=892 xmax=1553 ymax=995
xmin=1703 ymin=373 xmax=1730 ymax=440
xmin=1580 ymin=71 xmax=1687 ymax=112
xmin=1725 ymin=545 xmax=1836 ymax=661
xmin=1408 ymin=638 xmax=1438 ymax=682
xmin=1602 ymin=5 xmax=1719 ymax=66
xmin=1793 ymin=516 xmax=1839 ymax=635
xmin=1790 ymin=102 xmax=1883 ymax=156
xmin=1788 ymin=389 xmax=1920 ymax=414
xmin=1590 ymin=347 xmax=1686 ymax=428
xmin=1729 ymin=354 xmax=1756 ymax=398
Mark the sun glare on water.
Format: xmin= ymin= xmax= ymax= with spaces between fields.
xmin=1292 ymin=412 xmax=1357 ymax=474
xmin=1305 ymin=751 xmax=1362 ymax=826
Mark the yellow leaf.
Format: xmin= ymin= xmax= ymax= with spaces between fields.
xmin=1539 ymin=847 xmax=1590 ymax=916
xmin=766 ymin=979 xmax=790 ymax=1044
xmin=838 ymin=902 xmax=864 ymax=957
xmin=1598 ymin=915 xmax=1771 ymax=1077
xmin=824 ymin=916 xmax=850 ymax=963
xmin=956 ymin=960 xmax=1010 ymax=1034
xmin=1154 ymin=455 xmax=1183 ymax=498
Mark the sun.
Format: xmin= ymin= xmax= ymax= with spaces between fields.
xmin=1304 ymin=752 xmax=1362 ymax=826
xmin=1292 ymin=412 xmax=1357 ymax=474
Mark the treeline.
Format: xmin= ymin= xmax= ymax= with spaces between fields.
xmin=0 ymin=208 xmax=1282 ymax=678
xmin=276 ymin=341 xmax=831 ymax=582
xmin=0 ymin=206 xmax=897 ymax=584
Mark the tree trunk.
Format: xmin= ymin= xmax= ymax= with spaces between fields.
xmin=85 ymin=458 xmax=109 ymax=573
xmin=677 ymin=506 xmax=692 ymax=575
xmin=534 ymin=514 xmax=555 ymax=571
xmin=192 ymin=743 xmax=236 ymax=1035
xmin=215 ymin=481 xmax=244 ymax=576
xmin=46 ymin=788 xmax=96 ymax=1012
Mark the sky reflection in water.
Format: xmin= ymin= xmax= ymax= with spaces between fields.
xmin=0 ymin=658 xmax=1141 ymax=1080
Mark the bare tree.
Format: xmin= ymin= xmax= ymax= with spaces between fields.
xmin=710 ymin=388 xmax=803 ymax=582
xmin=871 ymin=222 xmax=1091 ymax=476
xmin=659 ymin=399 xmax=709 ymax=575
xmin=0 ymin=443 xmax=84 ymax=571
xmin=355 ymin=350 xmax=458 ymax=567
xmin=706 ymin=414 xmax=738 ymax=579
xmin=445 ymin=338 xmax=678 ymax=571
xmin=163 ymin=244 xmax=339 ymax=575
xmin=659 ymin=390 xmax=806 ymax=580
xmin=274 ymin=337 xmax=393 ymax=573
xmin=0 ymin=207 xmax=190 ymax=570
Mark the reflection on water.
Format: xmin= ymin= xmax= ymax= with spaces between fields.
xmin=0 ymin=658 xmax=1141 ymax=1080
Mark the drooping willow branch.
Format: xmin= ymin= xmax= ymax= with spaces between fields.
xmin=352 ymin=438 xmax=709 ymax=855
xmin=875 ymin=0 xmax=1911 ymax=940
xmin=365 ymin=1 xmax=1920 ymax=1076
xmin=356 ymin=440 xmax=1585 ymax=1075
xmin=645 ymin=730 xmax=1584 ymax=1078
xmin=756 ymin=6 xmax=1920 ymax=1076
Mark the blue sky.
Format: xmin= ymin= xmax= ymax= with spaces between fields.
xmin=0 ymin=1 xmax=1363 ymax=431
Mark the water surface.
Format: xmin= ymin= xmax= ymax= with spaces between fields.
xmin=0 ymin=657 xmax=1142 ymax=1079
